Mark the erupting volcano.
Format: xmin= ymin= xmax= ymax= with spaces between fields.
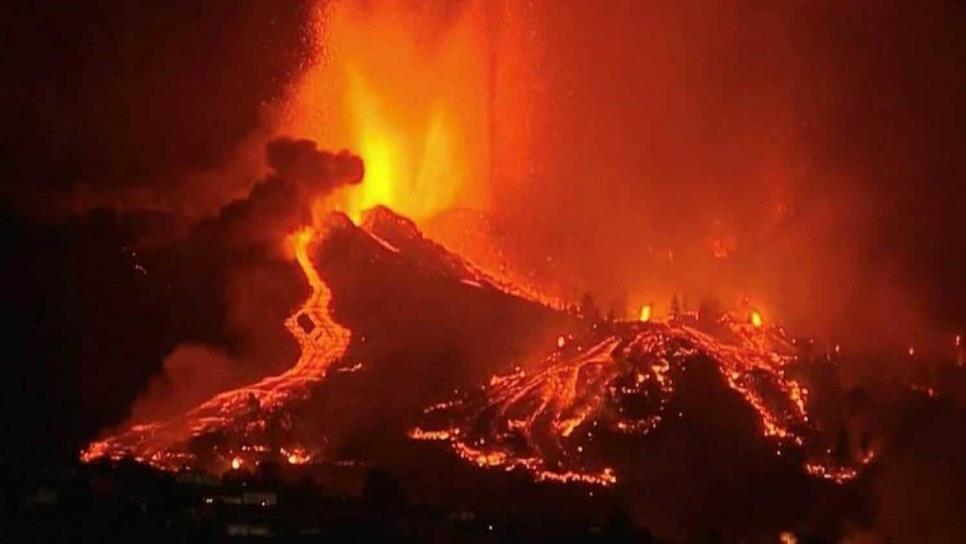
xmin=77 ymin=0 xmax=893 ymax=491
xmin=9 ymin=1 xmax=955 ymax=541
xmin=82 ymin=194 xmax=874 ymax=492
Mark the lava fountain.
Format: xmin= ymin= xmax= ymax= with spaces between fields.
xmin=286 ymin=0 xmax=504 ymax=223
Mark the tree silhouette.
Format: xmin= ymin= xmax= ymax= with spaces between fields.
xmin=670 ymin=294 xmax=681 ymax=317
xmin=834 ymin=428 xmax=850 ymax=461
xmin=579 ymin=292 xmax=600 ymax=321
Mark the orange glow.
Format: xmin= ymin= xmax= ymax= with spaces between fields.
xmin=291 ymin=227 xmax=322 ymax=291
xmin=907 ymin=346 xmax=915 ymax=357
xmin=287 ymin=1 xmax=498 ymax=223
xmin=750 ymin=310 xmax=763 ymax=329
xmin=231 ymin=457 xmax=242 ymax=470
xmin=283 ymin=446 xmax=311 ymax=465
xmin=557 ymin=335 xmax=567 ymax=349
xmin=639 ymin=304 xmax=652 ymax=323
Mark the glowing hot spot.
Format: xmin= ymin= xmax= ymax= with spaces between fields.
xmin=750 ymin=310 xmax=763 ymax=329
xmin=639 ymin=304 xmax=652 ymax=323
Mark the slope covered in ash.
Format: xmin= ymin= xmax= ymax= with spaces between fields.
xmin=300 ymin=207 xmax=573 ymax=460
xmin=322 ymin=206 xmax=571 ymax=390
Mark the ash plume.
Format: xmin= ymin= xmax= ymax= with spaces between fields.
xmin=192 ymin=137 xmax=363 ymax=245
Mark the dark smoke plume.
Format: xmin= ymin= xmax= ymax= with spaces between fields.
xmin=192 ymin=138 xmax=363 ymax=245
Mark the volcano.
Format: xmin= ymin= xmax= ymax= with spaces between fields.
xmin=81 ymin=206 xmax=569 ymax=472
xmin=67 ymin=203 xmax=898 ymax=540
xmin=84 ymin=206 xmax=872 ymax=489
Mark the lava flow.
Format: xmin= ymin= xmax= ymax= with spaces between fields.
xmin=411 ymin=312 xmax=865 ymax=487
xmin=81 ymin=226 xmax=350 ymax=470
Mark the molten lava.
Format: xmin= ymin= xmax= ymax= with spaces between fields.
xmin=412 ymin=312 xmax=869 ymax=486
xmin=639 ymin=304 xmax=652 ymax=323
xmin=750 ymin=310 xmax=764 ymax=329
xmin=81 ymin=226 xmax=351 ymax=470
xmin=287 ymin=0 xmax=500 ymax=223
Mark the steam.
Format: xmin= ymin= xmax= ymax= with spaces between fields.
xmin=127 ymin=344 xmax=235 ymax=423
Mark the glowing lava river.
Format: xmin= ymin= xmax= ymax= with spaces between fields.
xmin=81 ymin=226 xmax=351 ymax=470
xmin=411 ymin=315 xmax=871 ymax=487
xmin=81 ymin=207 xmax=876 ymax=488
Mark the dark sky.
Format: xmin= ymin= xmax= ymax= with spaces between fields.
xmin=0 ymin=1 xmax=312 ymax=203
xmin=0 ymin=1 xmax=317 ymax=464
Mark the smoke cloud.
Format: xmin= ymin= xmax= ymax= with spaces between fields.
xmin=127 ymin=344 xmax=236 ymax=423
xmin=192 ymin=137 xmax=363 ymax=245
